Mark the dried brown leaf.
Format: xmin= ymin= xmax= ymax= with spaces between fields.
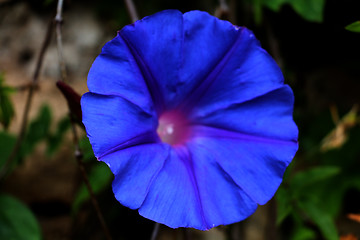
xmin=320 ymin=105 xmax=358 ymax=152
xmin=340 ymin=234 xmax=358 ymax=240
xmin=347 ymin=213 xmax=360 ymax=223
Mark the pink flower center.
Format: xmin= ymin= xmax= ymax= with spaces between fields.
xmin=157 ymin=111 xmax=190 ymax=146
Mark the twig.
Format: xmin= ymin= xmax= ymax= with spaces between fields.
xmin=70 ymin=116 xmax=113 ymax=240
xmin=54 ymin=1 xmax=112 ymax=239
xmin=215 ymin=0 xmax=230 ymax=20
xmin=55 ymin=0 xmax=67 ymax=82
xmin=150 ymin=223 xmax=160 ymax=240
xmin=229 ymin=0 xmax=237 ymax=25
xmin=0 ymin=19 xmax=54 ymax=181
xmin=229 ymin=222 xmax=245 ymax=240
xmin=265 ymin=198 xmax=277 ymax=240
xmin=182 ymin=228 xmax=192 ymax=240
xmin=14 ymin=82 xmax=39 ymax=92
xmin=124 ymin=0 xmax=139 ymax=23
xmin=265 ymin=19 xmax=284 ymax=69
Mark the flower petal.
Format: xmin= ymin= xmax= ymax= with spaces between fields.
xmin=176 ymin=11 xmax=240 ymax=108
xmin=119 ymin=10 xmax=184 ymax=112
xmin=87 ymin=34 xmax=154 ymax=114
xmin=138 ymin=147 xmax=207 ymax=229
xmin=138 ymin=145 xmax=258 ymax=230
xmin=191 ymin=85 xmax=298 ymax=142
xmin=189 ymin=125 xmax=298 ymax=205
xmin=101 ymin=143 xmax=170 ymax=209
xmin=81 ymin=93 xmax=159 ymax=157
xmin=183 ymin=144 xmax=258 ymax=228
xmin=118 ymin=10 xmax=250 ymax=112
xmin=102 ymin=10 xmax=282 ymax=115
xmin=185 ymin=27 xmax=284 ymax=116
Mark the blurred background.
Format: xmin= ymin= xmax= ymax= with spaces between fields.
xmin=0 ymin=0 xmax=360 ymax=239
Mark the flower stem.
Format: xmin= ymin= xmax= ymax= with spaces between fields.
xmin=265 ymin=198 xmax=278 ymax=240
xmin=150 ymin=223 xmax=160 ymax=240
xmin=54 ymin=1 xmax=112 ymax=239
xmin=55 ymin=0 xmax=67 ymax=83
xmin=124 ymin=0 xmax=139 ymax=22
xmin=70 ymin=116 xmax=113 ymax=240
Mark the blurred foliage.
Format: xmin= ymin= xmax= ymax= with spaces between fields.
xmin=72 ymin=136 xmax=113 ymax=216
xmin=46 ymin=116 xmax=71 ymax=155
xmin=19 ymin=105 xmax=71 ymax=160
xmin=0 ymin=74 xmax=15 ymax=130
xmin=346 ymin=21 xmax=360 ymax=32
xmin=276 ymin=106 xmax=360 ymax=240
xmin=249 ymin=0 xmax=325 ymax=24
xmin=20 ymin=105 xmax=52 ymax=158
xmin=79 ymin=136 xmax=96 ymax=162
xmin=0 ymin=194 xmax=41 ymax=240
xmin=263 ymin=0 xmax=325 ymax=22
xmin=277 ymin=166 xmax=341 ymax=240
xmin=72 ymin=159 xmax=112 ymax=213
xmin=0 ymin=132 xmax=16 ymax=170
xmin=43 ymin=0 xmax=54 ymax=6
xmin=0 ymin=86 xmax=70 ymax=239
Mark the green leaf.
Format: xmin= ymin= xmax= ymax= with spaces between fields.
xmin=276 ymin=187 xmax=293 ymax=225
xmin=21 ymin=105 xmax=52 ymax=158
xmin=348 ymin=175 xmax=360 ymax=190
xmin=79 ymin=136 xmax=96 ymax=162
xmin=253 ymin=0 xmax=264 ymax=25
xmin=289 ymin=0 xmax=325 ymax=22
xmin=27 ymin=105 xmax=52 ymax=142
xmin=291 ymin=225 xmax=316 ymax=240
xmin=345 ymin=21 xmax=360 ymax=32
xmin=307 ymin=180 xmax=345 ymax=218
xmin=0 ymin=74 xmax=15 ymax=129
xmin=261 ymin=0 xmax=287 ymax=11
xmin=0 ymin=132 xmax=16 ymax=169
xmin=0 ymin=194 xmax=41 ymax=240
xmin=298 ymin=201 xmax=338 ymax=240
xmin=261 ymin=0 xmax=325 ymax=22
xmin=290 ymin=166 xmax=340 ymax=191
xmin=72 ymin=162 xmax=112 ymax=212
xmin=46 ymin=116 xmax=71 ymax=155
xmin=290 ymin=211 xmax=317 ymax=240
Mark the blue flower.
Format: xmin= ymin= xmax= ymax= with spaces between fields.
xmin=81 ymin=10 xmax=298 ymax=230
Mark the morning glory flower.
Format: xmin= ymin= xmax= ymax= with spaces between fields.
xmin=81 ymin=10 xmax=298 ymax=230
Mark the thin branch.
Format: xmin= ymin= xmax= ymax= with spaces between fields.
xmin=265 ymin=19 xmax=284 ymax=69
xmin=54 ymin=1 xmax=112 ymax=239
xmin=13 ymin=82 xmax=39 ymax=92
xmin=229 ymin=222 xmax=245 ymax=240
xmin=55 ymin=0 xmax=67 ymax=82
xmin=229 ymin=0 xmax=237 ymax=25
xmin=215 ymin=0 xmax=230 ymax=20
xmin=182 ymin=228 xmax=192 ymax=240
xmin=150 ymin=223 xmax=160 ymax=240
xmin=124 ymin=0 xmax=139 ymax=23
xmin=265 ymin=198 xmax=278 ymax=240
xmin=70 ymin=116 xmax=113 ymax=240
xmin=0 ymin=19 xmax=54 ymax=181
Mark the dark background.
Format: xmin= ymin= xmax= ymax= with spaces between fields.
xmin=0 ymin=0 xmax=360 ymax=239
